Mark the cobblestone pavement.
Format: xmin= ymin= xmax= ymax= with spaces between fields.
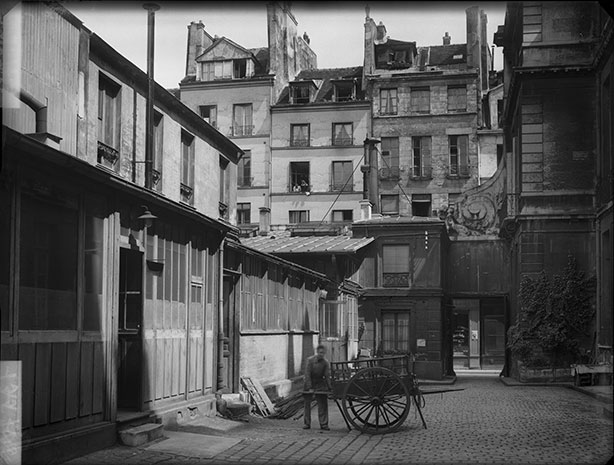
xmin=65 ymin=376 xmax=613 ymax=465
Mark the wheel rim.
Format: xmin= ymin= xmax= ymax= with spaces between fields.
xmin=342 ymin=367 xmax=410 ymax=434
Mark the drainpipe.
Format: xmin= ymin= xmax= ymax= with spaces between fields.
xmin=19 ymin=89 xmax=47 ymax=133
xmin=217 ymin=240 xmax=226 ymax=391
xmin=143 ymin=3 xmax=159 ymax=189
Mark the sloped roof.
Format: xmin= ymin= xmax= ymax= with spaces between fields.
xmin=276 ymin=66 xmax=364 ymax=104
xmin=249 ymin=47 xmax=270 ymax=74
xmin=428 ymin=44 xmax=467 ymax=66
xmin=241 ymin=234 xmax=374 ymax=255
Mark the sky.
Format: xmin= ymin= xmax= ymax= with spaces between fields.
xmin=65 ymin=1 xmax=507 ymax=89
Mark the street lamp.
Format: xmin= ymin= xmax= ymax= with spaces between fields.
xmin=137 ymin=205 xmax=157 ymax=228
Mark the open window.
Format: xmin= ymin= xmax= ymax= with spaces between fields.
xmin=97 ymin=73 xmax=121 ymax=168
xmin=290 ymin=83 xmax=312 ymax=104
xmin=411 ymin=193 xmax=432 ymax=217
xmin=333 ymin=81 xmax=355 ymax=102
xmin=289 ymin=161 xmax=310 ymax=192
xmin=199 ymin=105 xmax=217 ymax=128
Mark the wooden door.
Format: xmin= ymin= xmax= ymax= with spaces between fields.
xmin=117 ymin=248 xmax=143 ymax=409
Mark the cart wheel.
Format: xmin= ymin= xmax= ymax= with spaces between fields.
xmin=342 ymin=367 xmax=410 ymax=434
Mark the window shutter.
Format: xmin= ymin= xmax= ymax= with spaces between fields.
xmin=422 ymin=137 xmax=431 ymax=171
xmin=459 ymin=135 xmax=468 ymax=168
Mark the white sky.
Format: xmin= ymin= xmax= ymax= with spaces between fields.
xmin=64 ymin=1 xmax=507 ymax=89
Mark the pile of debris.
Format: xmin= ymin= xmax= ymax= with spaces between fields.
xmin=271 ymin=391 xmax=315 ymax=420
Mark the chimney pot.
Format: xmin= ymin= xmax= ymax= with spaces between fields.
xmin=359 ymin=200 xmax=373 ymax=221
xmin=259 ymin=207 xmax=271 ymax=236
xmin=443 ymin=31 xmax=451 ymax=45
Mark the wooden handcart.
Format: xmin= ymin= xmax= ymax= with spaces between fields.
xmin=320 ymin=354 xmax=461 ymax=434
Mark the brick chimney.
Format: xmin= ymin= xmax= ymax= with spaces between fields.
xmin=443 ymin=31 xmax=451 ymax=45
xmin=185 ymin=21 xmax=213 ymax=78
xmin=362 ymin=9 xmax=378 ymax=89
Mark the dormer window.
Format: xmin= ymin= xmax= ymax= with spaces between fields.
xmin=333 ymin=81 xmax=355 ymax=102
xmin=290 ymin=83 xmax=312 ymax=104
xmin=201 ymin=58 xmax=254 ymax=81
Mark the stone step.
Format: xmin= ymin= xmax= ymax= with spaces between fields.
xmin=118 ymin=423 xmax=164 ymax=447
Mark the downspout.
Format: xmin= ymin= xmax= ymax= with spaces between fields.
xmin=19 ymin=89 xmax=47 ymax=133
xmin=143 ymin=3 xmax=159 ymax=190
xmin=217 ymin=240 xmax=226 ymax=391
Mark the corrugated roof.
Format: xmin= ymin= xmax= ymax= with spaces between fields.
xmin=241 ymin=234 xmax=374 ymax=254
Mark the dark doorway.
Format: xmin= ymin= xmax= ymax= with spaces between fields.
xmin=117 ymin=248 xmax=143 ymax=410
xmin=222 ymin=276 xmax=238 ymax=392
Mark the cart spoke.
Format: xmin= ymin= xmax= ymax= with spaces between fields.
xmin=351 ymin=401 xmax=373 ymax=418
xmin=379 ymin=404 xmax=392 ymax=425
xmin=381 ymin=402 xmax=402 ymax=421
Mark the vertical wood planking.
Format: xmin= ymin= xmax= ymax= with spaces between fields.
xmin=50 ymin=343 xmax=67 ymax=422
xmin=188 ymin=336 xmax=196 ymax=392
xmin=155 ymin=339 xmax=164 ymax=400
xmin=179 ymin=337 xmax=186 ymax=395
xmin=164 ymin=338 xmax=172 ymax=397
xmin=79 ymin=341 xmax=93 ymax=417
xmin=196 ymin=336 xmax=203 ymax=391
xmin=34 ymin=343 xmax=51 ymax=426
xmin=92 ymin=342 xmax=104 ymax=414
xmin=20 ymin=344 xmax=35 ymax=429
xmin=142 ymin=338 xmax=155 ymax=404
xmin=65 ymin=342 xmax=80 ymax=419
xmin=171 ymin=337 xmax=179 ymax=397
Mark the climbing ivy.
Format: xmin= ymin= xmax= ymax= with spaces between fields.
xmin=507 ymin=255 xmax=596 ymax=368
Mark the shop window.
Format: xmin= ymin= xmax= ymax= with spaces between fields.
xmin=381 ymin=312 xmax=410 ymax=352
xmin=410 ymin=87 xmax=430 ymax=113
xmin=289 ymin=210 xmax=309 ymax=224
xmin=382 ymin=244 xmax=409 ymax=287
xmin=19 ymin=194 xmax=78 ymax=330
xmin=199 ymin=105 xmax=217 ymax=128
xmin=290 ymin=123 xmax=310 ymax=147
xmin=448 ymin=85 xmax=467 ymax=112
xmin=381 ymin=194 xmax=399 ymax=215
xmin=379 ymin=88 xmax=398 ymax=115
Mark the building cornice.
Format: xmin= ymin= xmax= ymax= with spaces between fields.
xmin=271 ymin=101 xmax=371 ymax=112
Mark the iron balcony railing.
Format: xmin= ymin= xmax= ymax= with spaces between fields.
xmin=379 ymin=166 xmax=402 ymax=181
xmin=231 ymin=125 xmax=254 ymax=137
xmin=407 ymin=165 xmax=433 ymax=180
xmin=383 ymin=273 xmax=410 ymax=288
xmin=290 ymin=138 xmax=310 ymax=147
xmin=446 ymin=164 xmax=471 ymax=178
xmin=332 ymin=136 xmax=354 ymax=146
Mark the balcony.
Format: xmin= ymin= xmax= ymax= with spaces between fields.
xmin=446 ymin=164 xmax=471 ymax=179
xmin=231 ymin=125 xmax=254 ymax=137
xmin=383 ymin=273 xmax=410 ymax=287
xmin=408 ymin=166 xmax=433 ymax=180
xmin=379 ymin=166 xmax=401 ymax=181
xmin=238 ymin=176 xmax=254 ymax=188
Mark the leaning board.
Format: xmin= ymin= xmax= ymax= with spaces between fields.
xmin=240 ymin=377 xmax=276 ymax=417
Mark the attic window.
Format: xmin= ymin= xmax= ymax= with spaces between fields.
xmin=333 ymin=81 xmax=355 ymax=102
xmin=290 ymin=83 xmax=312 ymax=104
xmin=234 ymin=59 xmax=247 ymax=78
xmin=201 ymin=59 xmax=253 ymax=81
xmin=453 ymin=54 xmax=463 ymax=60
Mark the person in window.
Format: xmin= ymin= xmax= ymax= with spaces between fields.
xmin=303 ymin=344 xmax=331 ymax=430
xmin=300 ymin=179 xmax=310 ymax=194
xmin=293 ymin=184 xmax=301 ymax=192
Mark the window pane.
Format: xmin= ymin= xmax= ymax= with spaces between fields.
xmin=83 ymin=203 xmax=105 ymax=331
xmin=19 ymin=195 xmax=78 ymax=330
xmin=411 ymin=87 xmax=430 ymax=112
xmin=381 ymin=137 xmax=399 ymax=168
xmin=381 ymin=194 xmax=399 ymax=214
xmin=333 ymin=123 xmax=353 ymax=145
xmin=291 ymin=124 xmax=310 ymax=146
xmin=383 ymin=245 xmax=410 ymax=273
xmin=396 ymin=313 xmax=410 ymax=351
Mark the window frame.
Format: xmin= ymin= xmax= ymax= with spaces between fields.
xmin=289 ymin=210 xmax=310 ymax=224
xmin=199 ymin=105 xmax=217 ymax=128
xmin=237 ymin=202 xmax=251 ymax=225
xmin=289 ymin=161 xmax=311 ymax=192
xmin=238 ymin=149 xmax=252 ymax=187
xmin=332 ymin=210 xmax=353 ymax=222
xmin=332 ymin=122 xmax=354 ymax=146
xmin=180 ymin=130 xmax=195 ymax=204
xmin=380 ymin=194 xmax=400 ymax=215
xmin=233 ymin=103 xmax=253 ymax=137
xmin=331 ymin=160 xmax=353 ymax=192
xmin=153 ymin=111 xmax=164 ymax=189
xmin=379 ymin=88 xmax=398 ymax=115
xmin=290 ymin=123 xmax=310 ymax=147
xmin=410 ymin=87 xmax=430 ymax=113
xmin=381 ymin=311 xmax=411 ymax=353
xmin=447 ymin=85 xmax=468 ymax=112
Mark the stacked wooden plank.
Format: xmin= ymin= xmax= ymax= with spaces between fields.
xmin=240 ymin=377 xmax=276 ymax=417
xmin=271 ymin=391 xmax=316 ymax=420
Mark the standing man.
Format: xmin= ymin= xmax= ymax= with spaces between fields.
xmin=303 ymin=344 xmax=331 ymax=430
